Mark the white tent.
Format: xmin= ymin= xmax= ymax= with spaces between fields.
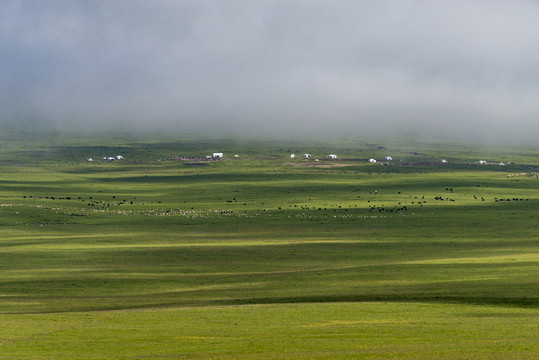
xmin=212 ymin=153 xmax=224 ymax=158
xmin=328 ymin=154 xmax=337 ymax=159
xmin=368 ymin=158 xmax=377 ymax=163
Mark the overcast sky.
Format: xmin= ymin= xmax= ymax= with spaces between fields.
xmin=1 ymin=0 xmax=538 ymax=142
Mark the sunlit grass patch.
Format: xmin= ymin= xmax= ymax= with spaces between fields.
xmin=0 ymin=302 xmax=537 ymax=359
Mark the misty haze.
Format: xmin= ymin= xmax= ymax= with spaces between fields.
xmin=1 ymin=1 xmax=539 ymax=144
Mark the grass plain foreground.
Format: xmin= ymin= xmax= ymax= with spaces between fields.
xmin=0 ymin=130 xmax=538 ymax=359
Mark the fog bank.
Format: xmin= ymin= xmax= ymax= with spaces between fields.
xmin=1 ymin=1 xmax=539 ymax=144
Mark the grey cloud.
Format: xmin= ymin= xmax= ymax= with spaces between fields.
xmin=1 ymin=0 xmax=539 ymax=143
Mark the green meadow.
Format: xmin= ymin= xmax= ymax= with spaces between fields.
xmin=0 ymin=130 xmax=538 ymax=359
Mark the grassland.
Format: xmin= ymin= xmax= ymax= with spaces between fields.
xmin=0 ymin=129 xmax=538 ymax=359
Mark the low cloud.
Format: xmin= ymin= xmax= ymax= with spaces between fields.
xmin=1 ymin=0 xmax=538 ymax=143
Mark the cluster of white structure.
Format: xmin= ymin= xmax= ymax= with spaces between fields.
xmin=207 ymin=153 xmax=241 ymax=159
xmin=209 ymin=153 xmax=241 ymax=158
xmin=476 ymin=160 xmax=509 ymax=165
xmin=369 ymin=156 xmax=394 ymax=163
xmin=87 ymin=155 xmax=124 ymax=162
xmin=289 ymin=153 xmax=338 ymax=159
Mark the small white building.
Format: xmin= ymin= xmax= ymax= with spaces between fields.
xmin=303 ymin=154 xmax=311 ymax=158
xmin=290 ymin=154 xmax=295 ymax=158
xmin=234 ymin=154 xmax=239 ymax=158
xmin=328 ymin=154 xmax=337 ymax=159
xmin=116 ymin=155 xmax=124 ymax=160
xmin=384 ymin=156 xmax=393 ymax=161
xmin=441 ymin=159 xmax=448 ymax=163
xmin=87 ymin=158 xmax=94 ymax=162
xmin=368 ymin=158 xmax=377 ymax=163
xmin=477 ymin=160 xmax=487 ymax=164
xmin=212 ymin=153 xmax=224 ymax=158
xmin=106 ymin=157 xmax=115 ymax=161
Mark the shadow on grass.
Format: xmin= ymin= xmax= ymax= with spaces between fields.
xmin=7 ymin=294 xmax=536 ymax=315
